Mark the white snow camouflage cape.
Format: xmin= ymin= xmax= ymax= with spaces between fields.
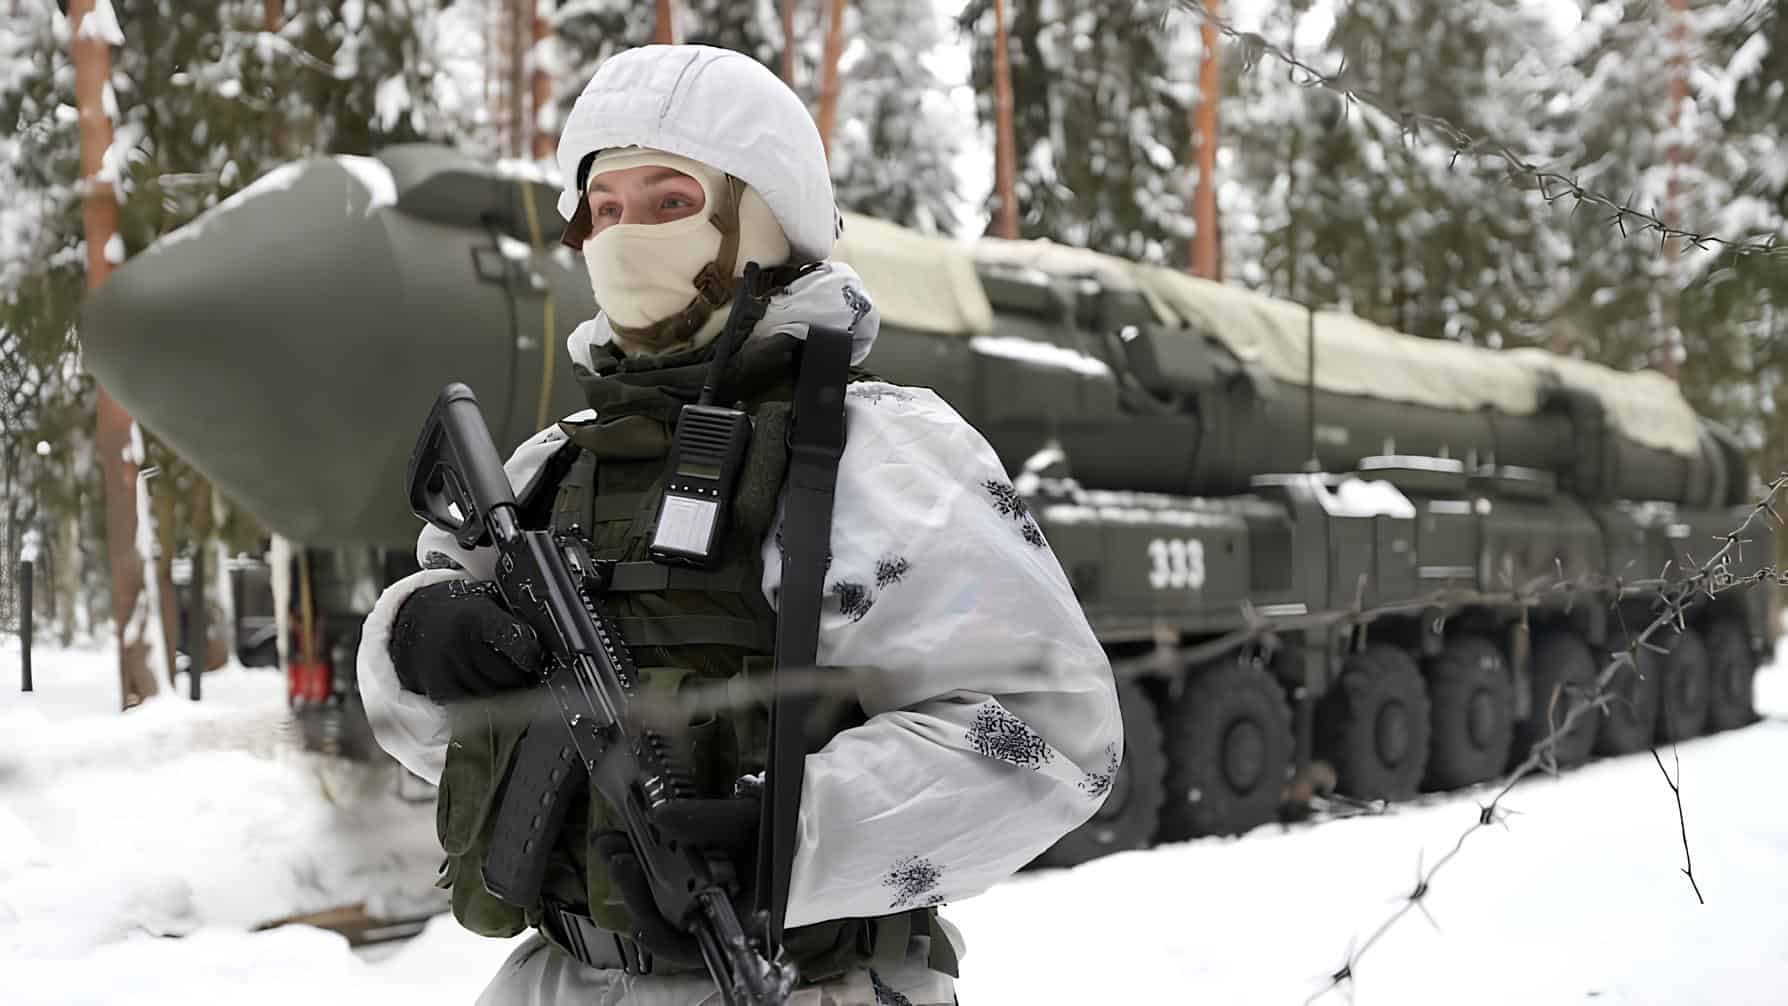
xmin=356 ymin=263 xmax=1122 ymax=965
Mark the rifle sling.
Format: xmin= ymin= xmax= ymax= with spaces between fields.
xmin=758 ymin=326 xmax=852 ymax=943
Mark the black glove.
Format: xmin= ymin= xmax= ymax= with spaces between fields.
xmin=594 ymin=795 xmax=762 ymax=967
xmin=389 ymin=579 xmax=543 ymax=702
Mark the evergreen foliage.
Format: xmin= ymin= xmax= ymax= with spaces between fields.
xmin=548 ymin=0 xmax=773 ymax=128
xmin=960 ymin=0 xmax=1196 ymax=263
xmin=1221 ymin=0 xmax=1567 ymax=348
xmin=0 ymin=0 xmax=463 ymax=634
xmin=828 ymin=0 xmax=963 ymax=233
xmin=1558 ymin=2 xmax=1787 ymax=458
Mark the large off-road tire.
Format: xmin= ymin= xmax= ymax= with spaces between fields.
xmin=1704 ymin=616 xmax=1758 ymax=732
xmin=1593 ymin=623 xmax=1663 ymax=756
xmin=1656 ymin=625 xmax=1712 ymax=742
xmin=1317 ymin=644 xmax=1431 ymax=801
xmin=1514 ymin=629 xmax=1599 ymax=769
xmin=1159 ymin=661 xmax=1294 ymax=839
xmin=1422 ymin=635 xmax=1513 ymax=790
xmin=1033 ymin=679 xmax=1165 ymax=868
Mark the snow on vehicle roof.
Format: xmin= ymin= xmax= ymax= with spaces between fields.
xmin=1319 ymin=477 xmax=1419 ymax=519
xmin=969 ymin=334 xmax=1112 ymax=377
xmin=333 ymin=155 xmax=399 ymax=214
xmin=145 ymin=161 xmax=307 ymax=255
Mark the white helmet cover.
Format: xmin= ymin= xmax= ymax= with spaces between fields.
xmin=556 ymin=44 xmax=840 ymax=262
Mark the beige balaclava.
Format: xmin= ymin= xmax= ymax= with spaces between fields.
xmin=579 ymin=148 xmax=792 ymax=357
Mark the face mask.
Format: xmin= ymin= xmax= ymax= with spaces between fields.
xmin=579 ymin=151 xmax=725 ymax=335
xmin=575 ymin=148 xmax=794 ymax=356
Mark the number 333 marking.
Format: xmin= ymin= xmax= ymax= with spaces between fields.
xmin=1148 ymin=538 xmax=1206 ymax=590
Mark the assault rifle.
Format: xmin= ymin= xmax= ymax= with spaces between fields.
xmin=405 ymin=382 xmax=795 ymax=1006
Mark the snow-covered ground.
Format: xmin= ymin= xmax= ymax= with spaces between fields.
xmin=4 ymin=633 xmax=1787 ymax=1004
xmin=0 ymin=640 xmax=479 ymax=1003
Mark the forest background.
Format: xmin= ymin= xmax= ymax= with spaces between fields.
xmin=1 ymin=0 xmax=1784 ymax=698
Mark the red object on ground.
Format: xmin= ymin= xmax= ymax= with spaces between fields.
xmin=288 ymin=660 xmax=332 ymax=705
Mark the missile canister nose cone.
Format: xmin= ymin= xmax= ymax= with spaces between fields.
xmin=80 ymin=153 xmax=547 ymax=547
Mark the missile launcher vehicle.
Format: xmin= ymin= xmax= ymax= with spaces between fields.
xmin=83 ymin=145 xmax=1773 ymax=866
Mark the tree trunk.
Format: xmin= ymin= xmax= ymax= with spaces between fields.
xmin=531 ymin=0 xmax=554 ymax=159
xmin=151 ymin=466 xmax=180 ymax=686
xmin=815 ymin=0 xmax=847 ymax=159
xmin=781 ymin=0 xmax=798 ymax=86
xmin=155 ymin=529 xmax=179 ymax=686
xmin=1658 ymin=0 xmax=1688 ymax=378
xmin=210 ymin=489 xmax=236 ymax=666
xmin=57 ymin=511 xmax=81 ymax=647
xmin=990 ymin=0 xmax=1019 ymax=239
xmin=263 ymin=0 xmax=286 ymax=151
xmin=655 ymin=0 xmax=677 ymax=44
xmin=70 ymin=0 xmax=157 ymax=709
xmin=1190 ymin=0 xmax=1221 ymax=279
xmin=510 ymin=0 xmax=530 ymax=159
xmin=1284 ymin=127 xmax=1303 ymax=301
xmin=484 ymin=1 xmax=496 ymax=149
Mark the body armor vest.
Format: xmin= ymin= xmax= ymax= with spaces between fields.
xmin=433 ymin=335 xmax=954 ymax=982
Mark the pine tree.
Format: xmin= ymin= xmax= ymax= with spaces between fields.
xmin=828 ymin=0 xmax=965 ymax=233
xmin=0 ymin=0 xmax=465 ymax=664
xmin=549 ymin=0 xmax=776 ymax=127
xmin=1545 ymin=2 xmax=1687 ymax=369
xmin=1551 ymin=1 xmax=1787 ymax=449
xmin=1 ymin=3 xmax=120 ymax=652
xmin=1672 ymin=1 xmax=1788 ymax=465
xmin=1221 ymin=0 xmax=1568 ymax=346
xmin=961 ymin=0 xmax=1196 ymax=263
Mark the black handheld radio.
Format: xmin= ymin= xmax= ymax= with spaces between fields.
xmin=648 ymin=265 xmax=769 ymax=569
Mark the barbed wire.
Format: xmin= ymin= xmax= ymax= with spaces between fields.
xmin=621 ymin=556 xmax=1722 ymax=728
xmin=1297 ymin=472 xmax=1787 ymax=1003
xmin=1169 ymin=0 xmax=1788 ymax=259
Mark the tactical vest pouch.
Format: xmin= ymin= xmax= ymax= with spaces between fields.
xmin=772 ymin=906 xmax=959 ymax=984
xmin=436 ymin=693 xmax=536 ymax=938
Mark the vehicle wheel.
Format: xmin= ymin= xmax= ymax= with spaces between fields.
xmin=1159 ymin=661 xmax=1293 ymax=839
xmin=1317 ymin=644 xmax=1431 ymax=801
xmin=1514 ymin=629 xmax=1599 ymax=769
xmin=1422 ymin=635 xmax=1513 ymax=790
xmin=1704 ymin=617 xmax=1757 ymax=732
xmin=1593 ymin=623 xmax=1663 ymax=756
xmin=1033 ymin=678 xmax=1165 ymax=868
xmin=1656 ymin=625 xmax=1712 ymax=742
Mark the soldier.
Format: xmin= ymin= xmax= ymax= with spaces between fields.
xmin=357 ymin=44 xmax=1121 ymax=1006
